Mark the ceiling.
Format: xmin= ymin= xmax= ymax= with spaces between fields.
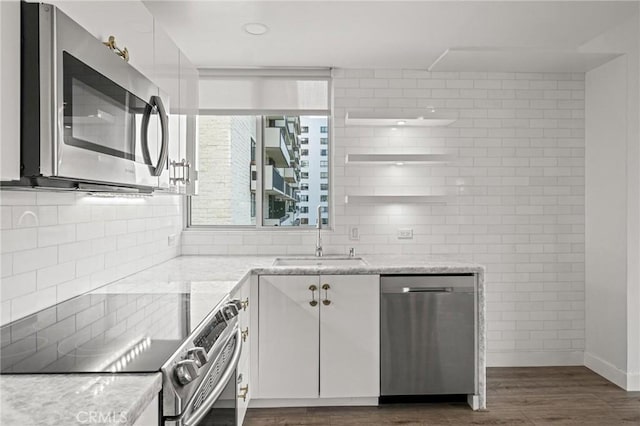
xmin=144 ymin=1 xmax=638 ymax=69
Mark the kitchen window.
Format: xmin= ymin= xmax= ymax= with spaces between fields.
xmin=190 ymin=70 xmax=330 ymax=228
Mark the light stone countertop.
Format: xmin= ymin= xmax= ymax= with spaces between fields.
xmin=0 ymin=254 xmax=486 ymax=425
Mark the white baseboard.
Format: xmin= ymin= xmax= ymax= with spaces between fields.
xmin=487 ymin=351 xmax=584 ymax=367
xmin=584 ymin=351 xmax=640 ymax=390
xmin=249 ymin=397 xmax=378 ymax=408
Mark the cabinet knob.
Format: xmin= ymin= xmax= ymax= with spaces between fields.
xmin=241 ymin=327 xmax=249 ymax=342
xmin=241 ymin=298 xmax=249 ymax=311
xmin=238 ymin=384 xmax=249 ymax=401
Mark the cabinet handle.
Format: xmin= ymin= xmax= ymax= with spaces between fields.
xmin=238 ymin=384 xmax=249 ymax=401
xmin=322 ymin=283 xmax=331 ymax=306
xmin=309 ymin=285 xmax=318 ymax=307
xmin=241 ymin=298 xmax=249 ymax=311
xmin=241 ymin=327 xmax=249 ymax=342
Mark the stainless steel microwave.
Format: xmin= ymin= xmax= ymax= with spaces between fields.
xmin=19 ymin=3 xmax=169 ymax=192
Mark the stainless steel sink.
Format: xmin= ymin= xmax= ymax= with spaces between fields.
xmin=272 ymin=256 xmax=367 ymax=267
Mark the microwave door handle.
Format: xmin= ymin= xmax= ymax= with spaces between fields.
xmin=140 ymin=95 xmax=169 ymax=177
xmin=153 ymin=96 xmax=169 ymax=177
xmin=183 ymin=327 xmax=243 ymax=426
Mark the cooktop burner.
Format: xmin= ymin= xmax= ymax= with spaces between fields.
xmin=0 ymin=292 xmax=201 ymax=374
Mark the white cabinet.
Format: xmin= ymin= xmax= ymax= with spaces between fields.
xmin=48 ymin=1 xmax=155 ymax=79
xmin=319 ymin=275 xmax=380 ymax=398
xmin=258 ymin=274 xmax=380 ymax=400
xmin=0 ymin=0 xmax=21 ymax=181
xmin=168 ymin=52 xmax=199 ymax=194
xmin=258 ymin=275 xmax=320 ymax=399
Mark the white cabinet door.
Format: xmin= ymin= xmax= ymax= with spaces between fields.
xmin=258 ymin=275 xmax=320 ymax=399
xmin=319 ymin=274 xmax=380 ymax=398
xmin=0 ymin=0 xmax=21 ymax=181
xmin=232 ymin=278 xmax=251 ymax=425
xmin=48 ymin=1 xmax=155 ymax=79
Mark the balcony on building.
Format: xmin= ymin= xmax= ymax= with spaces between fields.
xmin=264 ymin=165 xmax=296 ymax=201
xmin=264 ymin=127 xmax=291 ymax=167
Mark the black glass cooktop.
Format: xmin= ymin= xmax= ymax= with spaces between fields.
xmin=0 ymin=292 xmax=200 ymax=374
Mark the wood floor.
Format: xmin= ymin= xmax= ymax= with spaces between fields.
xmin=244 ymin=367 xmax=640 ymax=425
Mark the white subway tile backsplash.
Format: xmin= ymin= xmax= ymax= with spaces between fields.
xmin=1 ymin=191 xmax=183 ymax=325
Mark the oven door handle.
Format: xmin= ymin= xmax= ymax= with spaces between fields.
xmin=184 ymin=327 xmax=242 ymax=426
xmin=141 ymin=95 xmax=169 ymax=177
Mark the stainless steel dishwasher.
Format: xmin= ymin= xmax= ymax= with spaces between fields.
xmin=380 ymin=274 xmax=477 ymax=398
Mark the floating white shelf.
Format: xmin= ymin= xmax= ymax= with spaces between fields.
xmin=345 ymin=111 xmax=456 ymax=127
xmin=345 ymin=154 xmax=454 ymax=164
xmin=345 ymin=195 xmax=450 ymax=204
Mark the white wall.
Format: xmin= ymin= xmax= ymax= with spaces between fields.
xmin=184 ymin=69 xmax=587 ymax=367
xmin=583 ymin=10 xmax=640 ymax=391
xmin=0 ymin=191 xmax=183 ymax=326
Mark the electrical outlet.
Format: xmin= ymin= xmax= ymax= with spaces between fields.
xmin=168 ymin=234 xmax=177 ymax=247
xmin=349 ymin=226 xmax=359 ymax=241
xmin=397 ymin=228 xmax=413 ymax=239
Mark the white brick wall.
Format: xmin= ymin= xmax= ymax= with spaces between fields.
xmin=183 ymin=68 xmax=586 ymax=366
xmin=0 ymin=191 xmax=183 ymax=326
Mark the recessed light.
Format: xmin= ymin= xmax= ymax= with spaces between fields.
xmin=396 ymin=162 xmax=404 ymax=166
xmin=396 ymin=120 xmax=406 ymax=125
xmin=391 ymin=127 xmax=397 ymax=131
xmin=243 ymin=23 xmax=269 ymax=35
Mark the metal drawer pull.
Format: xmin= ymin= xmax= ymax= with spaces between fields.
xmin=309 ymin=285 xmax=318 ymax=306
xmin=321 ymin=283 xmax=331 ymax=305
xmin=238 ymin=384 xmax=249 ymax=401
xmin=241 ymin=298 xmax=249 ymax=311
xmin=402 ymin=287 xmax=453 ymax=293
xmin=241 ymin=327 xmax=249 ymax=342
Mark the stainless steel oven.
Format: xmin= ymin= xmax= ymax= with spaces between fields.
xmin=0 ymin=290 xmax=243 ymax=426
xmin=19 ymin=2 xmax=169 ymax=191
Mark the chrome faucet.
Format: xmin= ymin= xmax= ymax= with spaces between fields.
xmin=315 ymin=205 xmax=323 ymax=257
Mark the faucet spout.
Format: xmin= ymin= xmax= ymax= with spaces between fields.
xmin=315 ymin=205 xmax=323 ymax=257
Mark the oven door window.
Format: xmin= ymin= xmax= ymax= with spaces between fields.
xmin=62 ymin=51 xmax=158 ymax=165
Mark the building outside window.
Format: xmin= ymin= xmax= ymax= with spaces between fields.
xmin=320 ymin=172 xmax=328 ymax=179
xmin=300 ymin=138 xmax=309 ymax=145
xmin=301 ymin=126 xmax=309 ymax=133
xmin=300 ymin=195 xmax=309 ymax=202
xmin=320 ymin=183 xmax=328 ymax=190
xmin=301 ymin=149 xmax=309 ymax=156
xmin=320 ymin=195 xmax=328 ymax=202
xmin=320 ymin=138 xmax=328 ymax=145
xmin=320 ymin=149 xmax=327 ymax=156
xmin=320 ymin=126 xmax=328 ymax=133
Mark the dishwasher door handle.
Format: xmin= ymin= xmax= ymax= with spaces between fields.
xmin=402 ymin=287 xmax=453 ymax=293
